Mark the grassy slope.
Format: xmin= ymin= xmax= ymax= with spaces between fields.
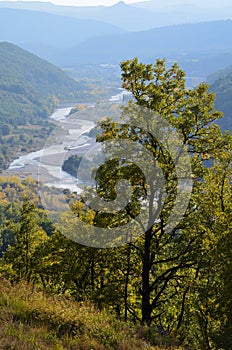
xmin=0 ymin=277 xmax=176 ymax=350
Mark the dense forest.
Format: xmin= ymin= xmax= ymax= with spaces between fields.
xmin=0 ymin=0 xmax=232 ymax=347
xmin=0 ymin=58 xmax=231 ymax=349
xmin=209 ymin=64 xmax=232 ymax=131
xmin=0 ymin=42 xmax=93 ymax=169
xmin=0 ymin=41 xmax=88 ymax=126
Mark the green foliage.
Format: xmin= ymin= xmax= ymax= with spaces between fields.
xmin=0 ymin=41 xmax=87 ymax=107
xmin=3 ymin=199 xmax=47 ymax=282
xmin=95 ymin=57 xmax=231 ymax=346
xmin=62 ymin=155 xmax=82 ymax=178
xmin=0 ymin=42 xmax=93 ymax=169
xmin=0 ymin=58 xmax=231 ymax=350
xmin=209 ymin=64 xmax=232 ymax=131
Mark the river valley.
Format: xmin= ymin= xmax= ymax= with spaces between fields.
xmin=7 ymin=106 xmax=96 ymax=193
xmin=5 ymin=89 xmax=127 ymax=192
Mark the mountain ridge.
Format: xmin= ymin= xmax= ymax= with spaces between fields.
xmin=0 ymin=7 xmax=125 ymax=53
xmin=1 ymin=0 xmax=232 ymax=31
xmin=53 ymin=19 xmax=232 ymax=72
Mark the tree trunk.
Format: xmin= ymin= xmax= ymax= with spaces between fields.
xmin=142 ymin=228 xmax=152 ymax=325
xmin=124 ymin=244 xmax=131 ymax=321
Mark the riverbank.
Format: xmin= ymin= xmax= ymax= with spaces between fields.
xmin=3 ymin=89 xmax=127 ymax=191
xmin=3 ymin=106 xmax=96 ymax=192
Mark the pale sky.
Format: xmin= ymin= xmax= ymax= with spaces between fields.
xmin=0 ymin=0 xmax=228 ymax=7
xmin=0 ymin=0 xmax=146 ymax=6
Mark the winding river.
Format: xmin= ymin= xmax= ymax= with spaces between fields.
xmin=7 ymin=89 xmax=127 ymax=192
xmin=8 ymin=106 xmax=95 ymax=193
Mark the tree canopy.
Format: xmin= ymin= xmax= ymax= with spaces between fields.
xmin=0 ymin=58 xmax=231 ymax=350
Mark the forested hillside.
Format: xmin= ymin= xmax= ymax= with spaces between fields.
xmin=0 ymin=0 xmax=231 ymax=348
xmin=0 ymin=42 xmax=88 ymax=168
xmin=0 ymin=59 xmax=232 ymax=349
xmin=0 ymin=176 xmax=174 ymax=349
xmin=209 ymin=65 xmax=232 ymax=131
xmin=0 ymin=41 xmax=86 ymax=125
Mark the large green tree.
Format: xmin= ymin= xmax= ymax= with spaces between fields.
xmin=95 ymin=58 xmax=229 ymax=330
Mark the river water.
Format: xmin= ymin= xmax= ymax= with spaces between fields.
xmin=7 ymin=89 xmax=128 ymax=192
xmin=8 ymin=106 xmax=95 ymax=193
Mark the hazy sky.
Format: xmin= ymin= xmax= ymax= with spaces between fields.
xmin=0 ymin=0 xmax=146 ymax=5
xmin=0 ymin=0 xmax=229 ymax=7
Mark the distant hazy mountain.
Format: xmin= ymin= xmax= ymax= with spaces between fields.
xmin=135 ymin=0 xmax=232 ymax=10
xmin=54 ymin=20 xmax=232 ymax=74
xmin=0 ymin=3 xmax=231 ymax=83
xmin=209 ymin=65 xmax=232 ymax=131
xmin=0 ymin=0 xmax=232 ymax=31
xmin=134 ymin=0 xmax=232 ymax=29
xmin=0 ymin=1 xmax=162 ymax=31
xmin=0 ymin=8 xmax=125 ymax=59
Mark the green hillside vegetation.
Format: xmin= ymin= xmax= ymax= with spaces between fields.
xmin=0 ymin=278 xmax=160 ymax=350
xmin=209 ymin=64 xmax=232 ymax=131
xmin=0 ymin=176 xmax=179 ymax=349
xmin=0 ymin=41 xmax=87 ymax=126
xmin=62 ymin=155 xmax=82 ymax=178
xmin=0 ymin=42 xmax=91 ymax=169
xmin=0 ymin=59 xmax=232 ymax=349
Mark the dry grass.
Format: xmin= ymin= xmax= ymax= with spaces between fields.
xmin=0 ymin=277 xmax=182 ymax=350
